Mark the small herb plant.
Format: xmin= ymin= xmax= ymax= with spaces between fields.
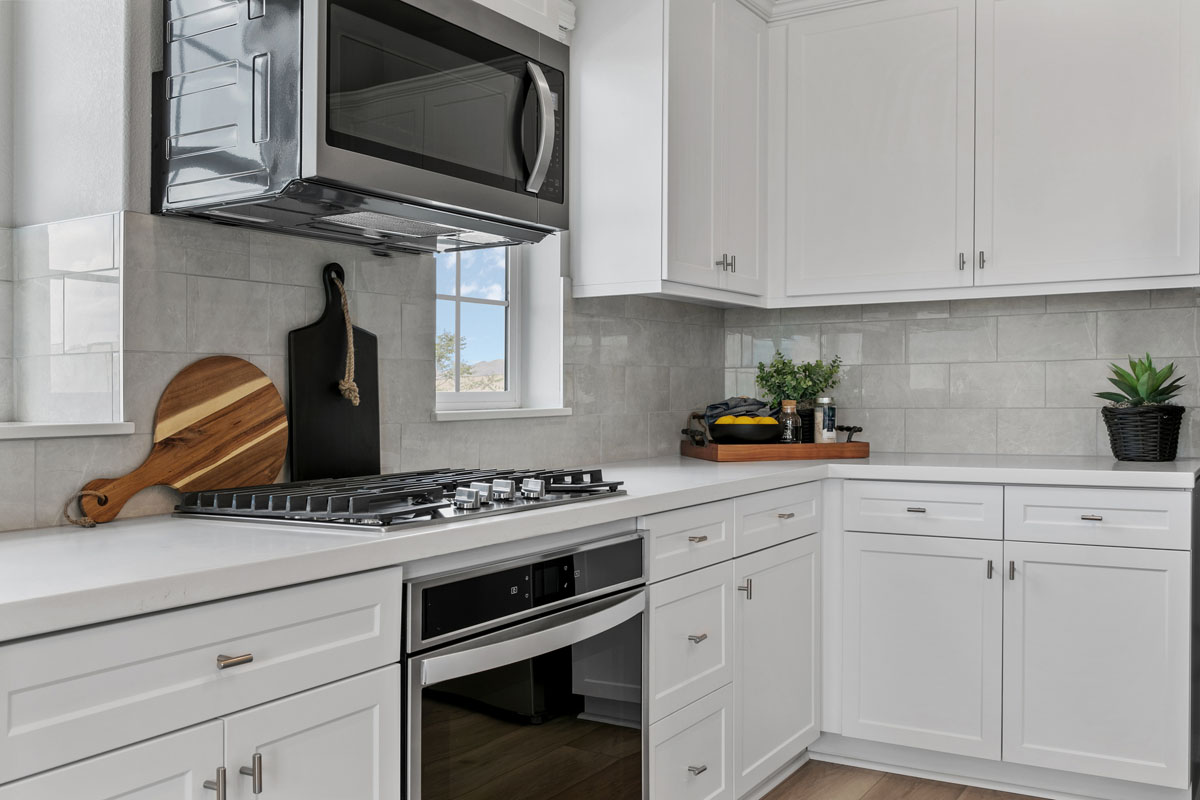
xmin=1095 ymin=354 xmax=1186 ymax=407
xmin=756 ymin=352 xmax=842 ymax=408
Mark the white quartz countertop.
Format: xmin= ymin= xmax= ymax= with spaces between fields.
xmin=1 ymin=452 xmax=1197 ymax=643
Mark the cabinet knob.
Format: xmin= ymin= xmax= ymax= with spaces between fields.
xmin=217 ymin=653 xmax=254 ymax=670
xmin=687 ymin=633 xmax=708 ymax=644
xmin=240 ymin=753 xmax=263 ymax=794
xmin=203 ymin=767 xmax=227 ymax=800
xmin=737 ymin=579 xmax=753 ymax=600
xmin=687 ymin=765 xmax=708 ymax=776
xmin=687 ymin=535 xmax=709 ymax=543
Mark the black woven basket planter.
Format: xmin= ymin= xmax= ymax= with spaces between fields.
xmin=1101 ymin=404 xmax=1186 ymax=462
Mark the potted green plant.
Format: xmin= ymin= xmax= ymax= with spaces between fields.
xmin=756 ymin=352 xmax=842 ymax=443
xmin=1095 ymin=354 xmax=1187 ymax=462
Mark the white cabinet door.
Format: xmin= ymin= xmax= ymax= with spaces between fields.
xmin=650 ymin=685 xmax=736 ymax=800
xmin=0 ymin=722 xmax=223 ymax=800
xmin=975 ymin=0 xmax=1200 ymax=286
xmin=1003 ymin=542 xmax=1190 ymax=789
xmin=716 ymin=0 xmax=767 ymax=297
xmin=224 ymin=666 xmax=401 ymax=800
xmin=666 ymin=0 xmax=721 ymax=289
xmin=842 ymin=532 xmax=1003 ymax=759
xmin=784 ymin=0 xmax=976 ymax=296
xmin=734 ymin=536 xmax=821 ymax=797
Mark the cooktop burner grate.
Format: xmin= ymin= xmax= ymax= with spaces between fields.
xmin=175 ymin=468 xmax=625 ymax=530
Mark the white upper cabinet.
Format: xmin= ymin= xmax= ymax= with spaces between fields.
xmin=784 ymin=0 xmax=976 ymax=296
xmin=975 ymin=0 xmax=1200 ymax=286
xmin=571 ymin=0 xmax=768 ymax=302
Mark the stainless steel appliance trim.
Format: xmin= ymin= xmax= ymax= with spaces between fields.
xmin=525 ymin=61 xmax=555 ymax=193
xmin=406 ymin=531 xmax=644 ymax=652
xmin=418 ymin=589 xmax=646 ymax=686
xmin=406 ymin=587 xmax=646 ymax=800
xmin=304 ymin=0 xmax=568 ymax=231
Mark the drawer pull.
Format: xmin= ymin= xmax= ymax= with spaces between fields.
xmin=777 ymin=512 xmax=796 ymax=520
xmin=216 ymin=653 xmax=254 ymax=670
xmin=1009 ymin=561 xmax=1016 ymax=581
xmin=1081 ymin=514 xmax=1103 ymax=522
xmin=240 ymin=753 xmax=263 ymax=794
xmin=737 ymin=579 xmax=753 ymax=601
xmin=906 ymin=507 xmax=927 ymax=513
xmin=687 ymin=765 xmax=708 ymax=776
xmin=687 ymin=535 xmax=709 ymax=543
xmin=204 ymin=767 xmax=227 ymax=800
xmin=687 ymin=633 xmax=708 ymax=644
xmin=987 ymin=560 xmax=994 ymax=580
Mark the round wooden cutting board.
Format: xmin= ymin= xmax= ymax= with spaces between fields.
xmin=79 ymin=356 xmax=288 ymax=524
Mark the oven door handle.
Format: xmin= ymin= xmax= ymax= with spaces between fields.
xmin=420 ymin=589 xmax=645 ymax=687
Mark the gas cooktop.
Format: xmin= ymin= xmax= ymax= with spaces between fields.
xmin=174 ymin=468 xmax=625 ymax=531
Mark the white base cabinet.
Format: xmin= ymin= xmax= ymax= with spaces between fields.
xmin=841 ymin=531 xmax=1003 ymax=760
xmin=0 ymin=722 xmax=223 ymax=800
xmin=1003 ymin=542 xmax=1190 ymax=789
xmin=650 ymin=684 xmax=736 ymax=800
xmin=734 ymin=536 xmax=821 ymax=796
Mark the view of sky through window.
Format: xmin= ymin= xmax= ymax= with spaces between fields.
xmin=435 ymin=248 xmax=509 ymax=393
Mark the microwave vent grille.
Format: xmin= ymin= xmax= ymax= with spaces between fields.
xmin=322 ymin=212 xmax=465 ymax=239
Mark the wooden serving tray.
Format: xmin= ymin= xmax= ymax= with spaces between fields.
xmin=681 ymin=440 xmax=870 ymax=462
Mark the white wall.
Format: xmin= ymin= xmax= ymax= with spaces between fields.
xmin=0 ymin=1 xmax=14 ymax=228
xmin=8 ymin=0 xmax=157 ymax=227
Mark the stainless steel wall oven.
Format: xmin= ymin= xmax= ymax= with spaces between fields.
xmin=405 ymin=535 xmax=645 ymax=800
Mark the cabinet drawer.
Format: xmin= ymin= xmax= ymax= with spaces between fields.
xmin=650 ymin=685 xmax=735 ymax=800
xmin=844 ymin=480 xmax=1002 ymax=539
xmin=0 ymin=567 xmax=402 ymax=784
xmin=648 ymin=562 xmax=735 ymax=723
xmin=1005 ymin=486 xmax=1192 ymax=550
xmin=643 ymin=501 xmax=736 ymax=582
xmin=735 ymin=483 xmax=821 ymax=555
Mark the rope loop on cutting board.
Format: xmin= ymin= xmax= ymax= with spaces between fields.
xmin=64 ymin=489 xmax=108 ymax=528
xmin=331 ymin=274 xmax=361 ymax=407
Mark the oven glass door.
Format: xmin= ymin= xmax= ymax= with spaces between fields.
xmin=326 ymin=0 xmax=565 ymax=203
xmin=409 ymin=589 xmax=644 ymax=800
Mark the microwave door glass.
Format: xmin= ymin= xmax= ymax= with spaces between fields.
xmin=327 ymin=1 xmax=561 ymax=199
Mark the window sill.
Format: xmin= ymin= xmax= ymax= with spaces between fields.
xmin=0 ymin=421 xmax=136 ymax=440
xmin=433 ymin=407 xmax=573 ymax=422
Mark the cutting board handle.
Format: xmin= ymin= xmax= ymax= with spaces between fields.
xmin=78 ymin=463 xmax=157 ymax=524
xmin=319 ymin=263 xmax=349 ymax=323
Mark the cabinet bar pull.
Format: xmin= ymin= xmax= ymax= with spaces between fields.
xmin=688 ymin=765 xmax=708 ymax=776
xmin=688 ymin=633 xmax=708 ymax=644
xmin=987 ymin=560 xmax=994 ymax=580
xmin=216 ymin=653 xmax=254 ymax=670
xmin=959 ymin=252 xmax=966 ymax=271
xmin=777 ymin=512 xmax=795 ymax=520
xmin=729 ymin=255 xmax=737 ymax=273
xmin=715 ymin=254 xmax=729 ymax=271
xmin=687 ymin=535 xmax=709 ymax=543
xmin=240 ymin=753 xmax=263 ymax=794
xmin=204 ymin=767 xmax=227 ymax=800
xmin=1009 ymin=561 xmax=1015 ymax=581
xmin=737 ymin=579 xmax=753 ymax=600
xmin=906 ymin=507 xmax=926 ymax=513
xmin=1081 ymin=514 xmax=1103 ymax=521
xmin=979 ymin=250 xmax=987 ymax=269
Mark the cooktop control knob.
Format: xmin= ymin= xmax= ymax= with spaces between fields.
xmin=452 ymin=487 xmax=481 ymax=510
xmin=469 ymin=481 xmax=494 ymax=503
xmin=521 ymin=478 xmax=547 ymax=499
xmin=491 ymin=479 xmax=517 ymax=500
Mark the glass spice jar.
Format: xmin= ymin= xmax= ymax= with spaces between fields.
xmin=779 ymin=399 xmax=802 ymax=443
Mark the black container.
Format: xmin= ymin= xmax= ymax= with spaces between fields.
xmin=1101 ymin=405 xmax=1185 ymax=462
xmin=798 ymin=406 xmax=815 ymax=444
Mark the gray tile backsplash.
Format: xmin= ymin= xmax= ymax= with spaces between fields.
xmin=726 ymin=291 xmax=1200 ymax=458
xmin=0 ymin=212 xmax=724 ymax=533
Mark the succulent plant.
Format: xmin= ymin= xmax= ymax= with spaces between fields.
xmin=1095 ymin=354 xmax=1186 ymax=407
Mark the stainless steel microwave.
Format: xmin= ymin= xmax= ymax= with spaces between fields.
xmin=160 ymin=0 xmax=569 ymax=253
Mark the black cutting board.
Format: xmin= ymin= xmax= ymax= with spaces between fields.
xmin=288 ymin=263 xmax=381 ymax=481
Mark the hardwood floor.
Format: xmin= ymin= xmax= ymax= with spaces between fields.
xmin=763 ymin=761 xmax=1044 ymax=800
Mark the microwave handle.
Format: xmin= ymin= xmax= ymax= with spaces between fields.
xmin=525 ymin=61 xmax=556 ymax=194
xmin=420 ymin=589 xmax=644 ymax=687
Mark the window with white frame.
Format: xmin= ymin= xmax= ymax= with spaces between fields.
xmin=435 ymin=246 xmax=521 ymax=410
